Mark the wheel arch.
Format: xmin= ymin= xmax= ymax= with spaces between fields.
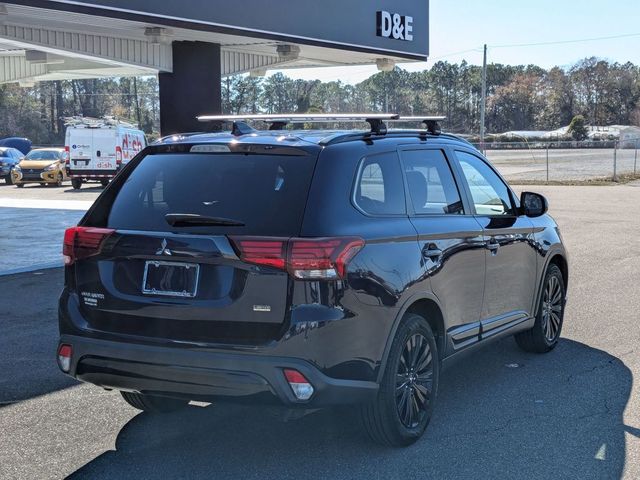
xmin=533 ymin=250 xmax=569 ymax=316
xmin=549 ymin=253 xmax=568 ymax=290
xmin=377 ymin=293 xmax=446 ymax=384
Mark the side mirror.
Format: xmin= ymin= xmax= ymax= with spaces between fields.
xmin=520 ymin=191 xmax=548 ymax=218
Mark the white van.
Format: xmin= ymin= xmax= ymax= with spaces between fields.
xmin=64 ymin=117 xmax=147 ymax=190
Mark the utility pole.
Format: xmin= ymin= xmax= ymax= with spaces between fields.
xmin=480 ymin=44 xmax=487 ymax=152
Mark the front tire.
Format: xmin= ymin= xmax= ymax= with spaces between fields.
xmin=71 ymin=178 xmax=82 ymax=190
xmin=16 ymin=183 xmax=24 ymax=188
xmin=515 ymin=264 xmax=565 ymax=353
xmin=53 ymin=172 xmax=63 ymax=187
xmin=5 ymin=174 xmax=13 ymax=185
xmin=120 ymin=391 xmax=189 ymax=413
xmin=360 ymin=313 xmax=439 ymax=447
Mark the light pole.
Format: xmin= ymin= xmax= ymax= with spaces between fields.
xmin=480 ymin=44 xmax=487 ymax=153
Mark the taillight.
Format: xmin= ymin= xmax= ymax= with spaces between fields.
xmin=64 ymin=146 xmax=70 ymax=165
xmin=229 ymin=236 xmax=364 ymax=280
xmin=230 ymin=237 xmax=287 ymax=270
xmin=116 ymin=146 xmax=123 ymax=166
xmin=63 ymin=226 xmax=115 ymax=266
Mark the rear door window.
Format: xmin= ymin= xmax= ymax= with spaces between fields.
xmin=105 ymin=152 xmax=317 ymax=236
xmin=401 ymin=149 xmax=464 ymax=215
xmin=354 ymin=152 xmax=406 ymax=215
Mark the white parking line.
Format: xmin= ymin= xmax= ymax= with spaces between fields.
xmin=0 ymin=198 xmax=93 ymax=211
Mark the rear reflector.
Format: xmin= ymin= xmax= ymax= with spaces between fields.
xmin=283 ymin=369 xmax=314 ymax=401
xmin=63 ymin=226 xmax=115 ymax=266
xmin=230 ymin=236 xmax=364 ymax=280
xmin=57 ymin=344 xmax=72 ymax=372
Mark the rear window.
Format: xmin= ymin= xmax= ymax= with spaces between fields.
xmin=105 ymin=152 xmax=317 ymax=236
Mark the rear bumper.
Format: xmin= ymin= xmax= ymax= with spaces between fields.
xmin=67 ymin=168 xmax=118 ymax=178
xmin=59 ymin=334 xmax=378 ymax=407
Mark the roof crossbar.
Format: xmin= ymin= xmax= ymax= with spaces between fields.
xmin=197 ymin=113 xmax=401 ymax=136
xmin=389 ymin=116 xmax=447 ymax=135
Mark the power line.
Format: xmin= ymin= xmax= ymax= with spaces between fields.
xmin=491 ymin=32 xmax=640 ymax=48
xmin=427 ymin=48 xmax=483 ymax=62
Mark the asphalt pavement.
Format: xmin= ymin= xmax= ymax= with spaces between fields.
xmin=0 ymin=183 xmax=639 ymax=479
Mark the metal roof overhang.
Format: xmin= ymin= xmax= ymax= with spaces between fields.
xmin=0 ymin=0 xmax=429 ymax=84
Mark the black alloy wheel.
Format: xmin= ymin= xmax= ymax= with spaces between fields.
xmin=541 ymin=274 xmax=563 ymax=342
xmin=515 ymin=264 xmax=565 ymax=353
xmin=360 ymin=313 xmax=439 ymax=446
xmin=396 ymin=333 xmax=434 ymax=428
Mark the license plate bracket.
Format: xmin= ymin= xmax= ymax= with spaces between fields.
xmin=142 ymin=260 xmax=200 ymax=298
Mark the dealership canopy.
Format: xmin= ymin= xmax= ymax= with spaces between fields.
xmin=0 ymin=1 xmax=429 ymax=133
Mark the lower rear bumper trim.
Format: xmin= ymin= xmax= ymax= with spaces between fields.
xmin=61 ymin=335 xmax=378 ymax=407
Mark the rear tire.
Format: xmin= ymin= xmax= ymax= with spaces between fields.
xmin=71 ymin=178 xmax=82 ymax=190
xmin=360 ymin=313 xmax=439 ymax=447
xmin=515 ymin=264 xmax=565 ymax=353
xmin=16 ymin=183 xmax=24 ymax=188
xmin=100 ymin=179 xmax=109 ymax=187
xmin=120 ymin=391 xmax=189 ymax=413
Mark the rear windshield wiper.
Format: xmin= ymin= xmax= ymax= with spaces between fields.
xmin=165 ymin=213 xmax=245 ymax=227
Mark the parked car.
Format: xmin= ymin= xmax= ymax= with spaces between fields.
xmin=0 ymin=137 xmax=31 ymax=155
xmin=12 ymin=148 xmax=67 ymax=187
xmin=0 ymin=147 xmax=25 ymax=184
xmin=57 ymin=115 xmax=568 ymax=447
xmin=64 ymin=117 xmax=146 ymax=190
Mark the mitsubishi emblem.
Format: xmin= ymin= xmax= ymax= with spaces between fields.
xmin=156 ymin=238 xmax=172 ymax=256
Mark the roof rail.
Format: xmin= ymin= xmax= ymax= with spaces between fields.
xmin=197 ymin=113 xmax=400 ymax=136
xmin=388 ymin=116 xmax=447 ymax=135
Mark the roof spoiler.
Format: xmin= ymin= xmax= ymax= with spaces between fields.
xmin=196 ymin=113 xmax=401 ymax=136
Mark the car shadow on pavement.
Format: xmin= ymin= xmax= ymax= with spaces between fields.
xmin=68 ymin=338 xmax=633 ymax=480
xmin=0 ymin=269 xmax=78 ymax=408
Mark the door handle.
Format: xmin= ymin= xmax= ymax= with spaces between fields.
xmin=487 ymin=239 xmax=500 ymax=254
xmin=422 ymin=244 xmax=443 ymax=260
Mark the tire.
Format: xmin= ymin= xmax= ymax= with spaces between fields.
xmin=100 ymin=179 xmax=109 ymax=187
xmin=5 ymin=174 xmax=13 ymax=185
xmin=360 ymin=313 xmax=439 ymax=447
xmin=16 ymin=183 xmax=24 ymax=188
xmin=120 ymin=391 xmax=189 ymax=413
xmin=71 ymin=178 xmax=82 ymax=190
xmin=515 ymin=264 xmax=565 ymax=353
xmin=53 ymin=172 xmax=63 ymax=187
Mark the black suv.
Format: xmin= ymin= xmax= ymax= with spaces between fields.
xmin=58 ymin=115 xmax=568 ymax=447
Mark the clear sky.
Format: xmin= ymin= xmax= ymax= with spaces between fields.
xmin=271 ymin=0 xmax=640 ymax=84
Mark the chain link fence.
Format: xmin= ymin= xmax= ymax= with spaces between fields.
xmin=474 ymin=140 xmax=640 ymax=183
xmin=29 ymin=138 xmax=640 ymax=184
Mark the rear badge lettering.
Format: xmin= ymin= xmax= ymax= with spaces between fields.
xmin=81 ymin=291 xmax=104 ymax=307
xmin=253 ymin=305 xmax=272 ymax=312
